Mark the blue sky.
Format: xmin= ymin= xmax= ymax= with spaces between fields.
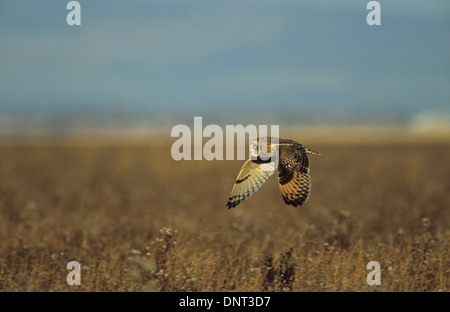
xmin=1 ymin=0 xmax=449 ymax=128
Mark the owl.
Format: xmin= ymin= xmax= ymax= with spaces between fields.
xmin=226 ymin=137 xmax=320 ymax=209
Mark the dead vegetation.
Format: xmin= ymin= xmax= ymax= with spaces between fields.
xmin=0 ymin=138 xmax=449 ymax=291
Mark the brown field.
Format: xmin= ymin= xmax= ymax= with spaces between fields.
xmin=0 ymin=134 xmax=449 ymax=292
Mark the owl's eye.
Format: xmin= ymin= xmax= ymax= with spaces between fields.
xmin=249 ymin=142 xmax=258 ymax=158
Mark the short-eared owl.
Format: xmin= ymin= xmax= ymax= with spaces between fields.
xmin=226 ymin=137 xmax=320 ymax=209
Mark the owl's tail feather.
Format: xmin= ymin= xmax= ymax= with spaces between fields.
xmin=305 ymin=148 xmax=321 ymax=155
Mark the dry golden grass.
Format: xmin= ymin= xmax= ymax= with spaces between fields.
xmin=0 ymin=136 xmax=449 ymax=292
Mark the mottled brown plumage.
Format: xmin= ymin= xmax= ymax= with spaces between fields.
xmin=226 ymin=138 xmax=320 ymax=209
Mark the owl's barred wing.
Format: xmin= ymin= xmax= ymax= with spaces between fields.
xmin=226 ymin=159 xmax=276 ymax=209
xmin=277 ymin=146 xmax=312 ymax=207
xmin=278 ymin=168 xmax=311 ymax=207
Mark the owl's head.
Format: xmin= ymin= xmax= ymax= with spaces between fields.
xmin=249 ymin=137 xmax=279 ymax=163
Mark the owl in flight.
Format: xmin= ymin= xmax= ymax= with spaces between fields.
xmin=226 ymin=137 xmax=320 ymax=209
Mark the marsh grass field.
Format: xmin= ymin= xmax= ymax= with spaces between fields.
xmin=0 ymin=133 xmax=449 ymax=292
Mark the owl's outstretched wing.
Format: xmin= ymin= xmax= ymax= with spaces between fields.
xmin=226 ymin=159 xmax=276 ymax=209
xmin=277 ymin=147 xmax=311 ymax=207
